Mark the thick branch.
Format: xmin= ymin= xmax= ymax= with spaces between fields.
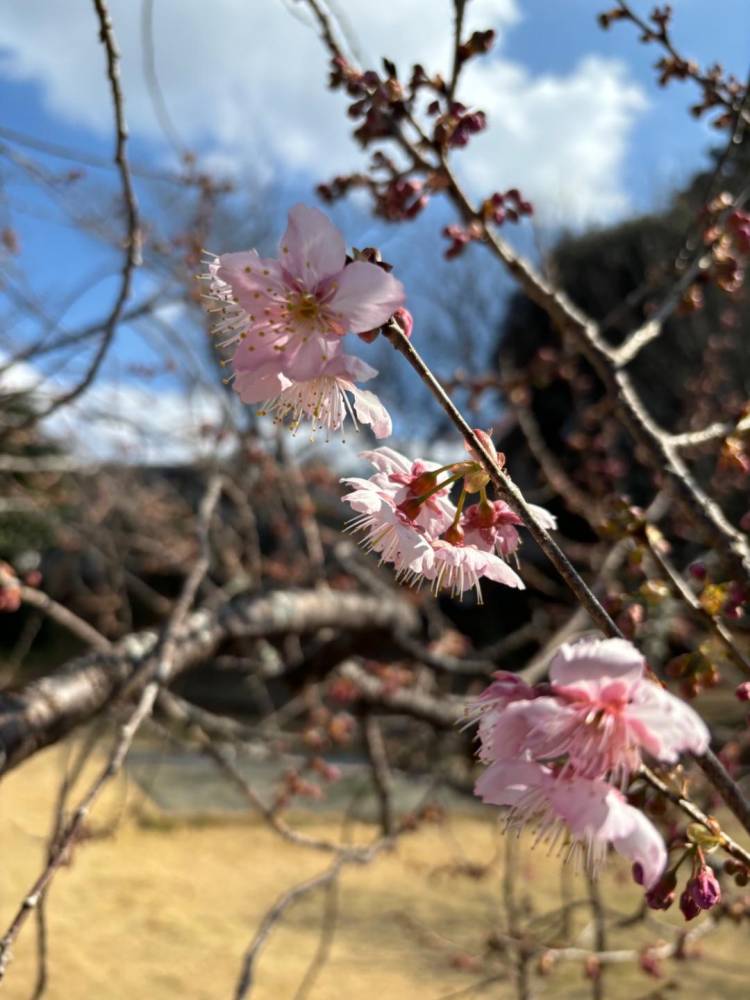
xmin=0 ymin=589 xmax=419 ymax=776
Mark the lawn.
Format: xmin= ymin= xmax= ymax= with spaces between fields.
xmin=0 ymin=740 xmax=747 ymax=999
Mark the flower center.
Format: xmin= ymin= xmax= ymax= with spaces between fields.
xmin=288 ymin=292 xmax=321 ymax=324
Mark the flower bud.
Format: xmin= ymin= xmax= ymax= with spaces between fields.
xmin=392 ymin=306 xmax=414 ymax=339
xmin=645 ymin=869 xmax=677 ymax=910
xmin=690 ymin=866 xmax=721 ymax=909
xmin=679 ymin=888 xmax=702 ymax=921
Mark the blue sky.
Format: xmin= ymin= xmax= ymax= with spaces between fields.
xmin=0 ymin=0 xmax=747 ymax=456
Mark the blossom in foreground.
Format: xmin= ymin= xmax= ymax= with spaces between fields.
xmin=475 ymin=759 xmax=667 ymax=889
xmin=474 ymin=638 xmax=710 ymax=784
xmin=204 ymin=204 xmax=403 ymax=434
xmin=341 ymin=445 xmax=527 ymax=598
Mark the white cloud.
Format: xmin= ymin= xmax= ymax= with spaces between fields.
xmin=0 ymin=0 xmax=645 ymax=224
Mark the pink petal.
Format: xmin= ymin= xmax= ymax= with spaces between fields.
xmin=474 ymin=759 xmax=548 ymax=807
xmin=323 ymin=353 xmax=379 ymax=383
xmin=480 ymin=552 xmax=525 ymax=589
xmin=611 ymin=807 xmax=667 ymax=889
xmin=280 ymin=204 xmax=346 ymax=288
xmin=327 ymin=261 xmax=405 ymax=333
xmin=349 ymin=386 xmax=392 ymax=439
xmin=284 ymin=334 xmax=342 ymax=380
xmin=233 ymin=335 xmax=290 ymax=373
xmin=528 ymin=503 xmax=557 ymax=530
xmin=629 ymin=682 xmax=710 ymax=761
xmin=550 ymin=638 xmax=645 ymax=687
xmin=359 ymin=447 xmax=412 ymax=475
xmin=234 ymin=366 xmax=292 ymax=404
xmin=217 ymin=252 xmax=287 ymax=311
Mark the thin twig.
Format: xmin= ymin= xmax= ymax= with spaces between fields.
xmin=19 ymin=585 xmax=113 ymax=653
xmin=31 ymin=0 xmax=141 ymax=421
xmin=642 ymin=525 xmax=750 ymax=676
xmin=233 ymin=860 xmax=344 ymax=1000
xmin=364 ymin=713 xmax=395 ymax=836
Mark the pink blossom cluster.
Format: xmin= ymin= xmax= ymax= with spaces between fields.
xmin=341 ymin=443 xmax=555 ymax=599
xmin=472 ymin=637 xmax=710 ymax=889
xmin=204 ymin=204 xmax=405 ymax=438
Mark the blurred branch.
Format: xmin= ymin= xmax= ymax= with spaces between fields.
xmin=19 ymin=585 xmax=113 ymax=653
xmin=0 ymin=475 xmax=222 ymax=983
xmin=27 ymin=0 xmax=141 ymax=423
xmin=0 ymin=588 xmax=419 ymax=775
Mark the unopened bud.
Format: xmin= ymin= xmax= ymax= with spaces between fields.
xmin=392 ymin=306 xmax=414 ymax=339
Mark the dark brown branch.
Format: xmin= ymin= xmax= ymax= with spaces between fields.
xmin=382 ymin=321 xmax=620 ymax=637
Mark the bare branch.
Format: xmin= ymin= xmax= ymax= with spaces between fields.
xmin=30 ymin=0 xmax=141 ymax=421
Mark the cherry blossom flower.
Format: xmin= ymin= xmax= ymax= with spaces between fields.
xmin=462 ymin=499 xmax=557 ymax=559
xmin=361 ymin=447 xmax=457 ymax=534
xmin=204 ymin=204 xmax=404 ymax=434
xmin=215 ymin=204 xmax=404 ymax=378
xmin=342 ymin=472 xmax=435 ymax=576
xmin=474 ymin=638 xmax=709 ymax=784
xmin=475 ymin=759 xmax=667 ymax=889
xmin=341 ymin=447 xmax=525 ymax=597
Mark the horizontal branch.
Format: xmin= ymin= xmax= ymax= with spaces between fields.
xmin=0 ymin=589 xmax=419 ymax=776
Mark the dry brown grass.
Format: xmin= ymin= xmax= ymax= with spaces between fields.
xmin=0 ymin=742 xmax=748 ymax=999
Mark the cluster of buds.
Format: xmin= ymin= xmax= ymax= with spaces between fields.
xmin=377 ymin=177 xmax=428 ymax=221
xmin=680 ymin=864 xmax=722 ymax=921
xmin=430 ymin=101 xmax=487 ymax=148
xmin=0 ymin=561 xmax=22 ymax=613
xmin=318 ymin=151 xmax=436 ymax=223
xmin=480 ymin=188 xmax=533 ymax=225
xmin=329 ymin=56 xmax=405 ymax=147
xmin=597 ymin=497 xmax=647 ymax=540
xmin=724 ymin=858 xmax=750 ymax=887
xmin=702 ymin=194 xmax=750 ymax=295
xmin=645 ymin=822 xmax=723 ymax=921
xmin=303 ymin=707 xmax=356 ymax=752
xmin=666 ymin=648 xmax=721 ymax=700
xmin=316 ymin=171 xmax=369 ymax=205
xmin=442 ymin=220 xmax=484 ymax=259
xmin=599 ymin=4 xmax=747 ymax=130
xmin=699 ymin=579 xmax=747 ymax=621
